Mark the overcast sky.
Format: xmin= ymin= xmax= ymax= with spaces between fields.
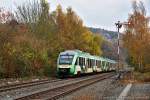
xmin=0 ymin=0 xmax=150 ymax=31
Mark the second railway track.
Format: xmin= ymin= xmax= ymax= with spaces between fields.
xmin=0 ymin=79 xmax=62 ymax=92
xmin=15 ymin=72 xmax=115 ymax=100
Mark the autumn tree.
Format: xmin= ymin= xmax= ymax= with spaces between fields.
xmin=0 ymin=1 xmax=103 ymax=78
xmin=123 ymin=1 xmax=150 ymax=72
xmin=55 ymin=5 xmax=103 ymax=55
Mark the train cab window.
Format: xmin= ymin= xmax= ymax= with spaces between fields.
xmin=59 ymin=55 xmax=74 ymax=65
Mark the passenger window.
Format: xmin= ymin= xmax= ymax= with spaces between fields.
xmin=96 ymin=60 xmax=98 ymax=66
xmin=83 ymin=58 xmax=85 ymax=66
xmin=75 ymin=57 xmax=78 ymax=65
xmin=86 ymin=59 xmax=89 ymax=66
xmin=102 ymin=61 xmax=105 ymax=66
xmin=79 ymin=57 xmax=84 ymax=66
xmin=90 ymin=59 xmax=92 ymax=68
xmin=98 ymin=61 xmax=101 ymax=68
xmin=93 ymin=60 xmax=95 ymax=66
xmin=79 ymin=57 xmax=81 ymax=66
xmin=87 ymin=59 xmax=89 ymax=67
xmin=87 ymin=59 xmax=91 ymax=68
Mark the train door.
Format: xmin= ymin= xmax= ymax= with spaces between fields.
xmin=75 ymin=57 xmax=81 ymax=75
xmin=101 ymin=61 xmax=103 ymax=71
xmin=97 ymin=60 xmax=102 ymax=72
xmin=85 ymin=58 xmax=88 ymax=73
xmin=109 ymin=63 xmax=112 ymax=71
xmin=101 ymin=61 xmax=105 ymax=71
xmin=86 ymin=58 xmax=93 ymax=73
xmin=79 ymin=57 xmax=86 ymax=73
xmin=108 ymin=62 xmax=111 ymax=71
xmin=90 ymin=59 xmax=94 ymax=73
xmin=105 ymin=62 xmax=108 ymax=71
xmin=104 ymin=62 xmax=107 ymax=71
xmin=106 ymin=62 xmax=109 ymax=71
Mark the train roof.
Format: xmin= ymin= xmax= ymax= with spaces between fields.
xmin=60 ymin=50 xmax=117 ymax=63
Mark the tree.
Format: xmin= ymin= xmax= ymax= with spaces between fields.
xmin=0 ymin=2 xmax=104 ymax=78
xmin=123 ymin=1 xmax=150 ymax=72
xmin=16 ymin=0 xmax=55 ymax=38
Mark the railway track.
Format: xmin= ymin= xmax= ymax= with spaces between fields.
xmin=15 ymin=72 xmax=115 ymax=100
xmin=0 ymin=79 xmax=62 ymax=93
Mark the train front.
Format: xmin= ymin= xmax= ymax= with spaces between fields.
xmin=57 ymin=51 xmax=75 ymax=77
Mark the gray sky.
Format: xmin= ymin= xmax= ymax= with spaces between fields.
xmin=0 ymin=0 xmax=150 ymax=31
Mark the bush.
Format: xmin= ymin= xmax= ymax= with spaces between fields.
xmin=0 ymin=56 xmax=4 ymax=78
xmin=134 ymin=71 xmax=150 ymax=82
xmin=43 ymin=64 xmax=52 ymax=77
xmin=13 ymin=52 xmax=31 ymax=77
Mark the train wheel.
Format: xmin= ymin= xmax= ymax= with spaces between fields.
xmin=58 ymin=75 xmax=64 ymax=79
xmin=77 ymin=71 xmax=81 ymax=77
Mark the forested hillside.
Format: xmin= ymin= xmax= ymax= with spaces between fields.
xmin=89 ymin=27 xmax=126 ymax=62
xmin=88 ymin=27 xmax=118 ymax=41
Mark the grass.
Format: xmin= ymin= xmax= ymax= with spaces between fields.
xmin=120 ymin=70 xmax=150 ymax=84
xmin=133 ymin=71 xmax=150 ymax=82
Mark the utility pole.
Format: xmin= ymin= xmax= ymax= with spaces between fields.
xmin=115 ymin=21 xmax=122 ymax=72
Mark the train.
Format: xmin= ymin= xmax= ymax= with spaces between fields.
xmin=57 ymin=50 xmax=117 ymax=77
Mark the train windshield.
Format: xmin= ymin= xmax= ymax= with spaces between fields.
xmin=59 ymin=55 xmax=74 ymax=65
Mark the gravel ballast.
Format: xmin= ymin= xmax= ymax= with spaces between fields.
xmin=59 ymin=76 xmax=126 ymax=100
xmin=0 ymin=74 xmax=107 ymax=100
